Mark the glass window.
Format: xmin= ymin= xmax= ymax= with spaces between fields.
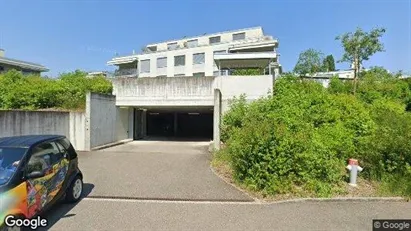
xmin=213 ymin=71 xmax=220 ymax=76
xmin=186 ymin=39 xmax=198 ymax=48
xmin=233 ymin=32 xmax=246 ymax=41
xmin=27 ymin=142 xmax=62 ymax=174
xmin=209 ymin=36 xmax=221 ymax=44
xmin=167 ymin=42 xmax=178 ymax=50
xmin=193 ymin=72 xmax=205 ymax=77
xmin=0 ymin=147 xmax=27 ymax=185
xmin=174 ymin=74 xmax=185 ymax=77
xmin=193 ymin=53 xmax=205 ymax=65
xmin=174 ymin=55 xmax=185 ymax=66
xmin=157 ymin=57 xmax=167 ymax=68
xmin=140 ymin=59 xmax=150 ymax=73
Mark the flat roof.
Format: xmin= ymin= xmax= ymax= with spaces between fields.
xmin=146 ymin=26 xmax=263 ymax=47
xmin=0 ymin=57 xmax=49 ymax=72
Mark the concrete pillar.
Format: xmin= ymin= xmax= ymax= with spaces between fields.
xmin=174 ymin=112 xmax=178 ymax=137
xmin=84 ymin=92 xmax=92 ymax=151
xmin=213 ymin=89 xmax=222 ymax=150
xmin=142 ymin=110 xmax=147 ymax=138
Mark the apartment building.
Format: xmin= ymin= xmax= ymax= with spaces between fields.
xmin=108 ymin=26 xmax=281 ymax=77
xmin=0 ymin=49 xmax=48 ymax=75
xmin=107 ymin=27 xmax=280 ymax=148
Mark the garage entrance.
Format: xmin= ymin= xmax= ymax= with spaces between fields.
xmin=144 ymin=107 xmax=213 ymax=139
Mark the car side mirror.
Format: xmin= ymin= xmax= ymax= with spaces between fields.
xmin=26 ymin=171 xmax=45 ymax=179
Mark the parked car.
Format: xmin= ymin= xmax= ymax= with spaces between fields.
xmin=0 ymin=135 xmax=83 ymax=230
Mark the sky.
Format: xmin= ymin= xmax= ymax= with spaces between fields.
xmin=0 ymin=0 xmax=410 ymax=77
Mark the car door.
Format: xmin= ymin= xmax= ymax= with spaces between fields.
xmin=25 ymin=141 xmax=58 ymax=217
xmin=46 ymin=141 xmax=70 ymax=202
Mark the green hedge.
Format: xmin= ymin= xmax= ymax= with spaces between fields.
xmin=220 ymin=72 xmax=411 ymax=197
xmin=0 ymin=70 xmax=113 ymax=110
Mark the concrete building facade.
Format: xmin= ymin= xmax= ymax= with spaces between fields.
xmin=107 ymin=26 xmax=281 ymax=149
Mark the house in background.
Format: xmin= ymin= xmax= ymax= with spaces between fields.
xmin=300 ymin=70 xmax=355 ymax=88
xmin=0 ymin=49 xmax=49 ymax=75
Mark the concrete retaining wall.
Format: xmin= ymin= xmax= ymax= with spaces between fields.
xmin=0 ymin=110 xmax=70 ymax=137
xmin=0 ymin=110 xmax=87 ymax=151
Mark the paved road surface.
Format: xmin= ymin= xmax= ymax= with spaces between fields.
xmin=77 ymin=141 xmax=251 ymax=201
xmin=43 ymin=199 xmax=411 ymax=230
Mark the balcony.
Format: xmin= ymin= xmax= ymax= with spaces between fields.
xmin=131 ymin=36 xmax=279 ymax=55
xmin=114 ymin=68 xmax=139 ymax=78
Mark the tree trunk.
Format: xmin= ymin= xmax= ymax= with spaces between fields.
xmin=353 ymin=58 xmax=359 ymax=95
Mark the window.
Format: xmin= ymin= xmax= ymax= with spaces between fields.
xmin=213 ymin=71 xmax=220 ymax=76
xmin=186 ymin=39 xmax=198 ymax=48
xmin=193 ymin=72 xmax=205 ymax=77
xmin=58 ymin=138 xmax=76 ymax=159
xmin=174 ymin=55 xmax=185 ymax=66
xmin=140 ymin=59 xmax=150 ymax=73
xmin=232 ymin=32 xmax=246 ymax=41
xmin=157 ymin=57 xmax=167 ymax=68
xmin=27 ymin=142 xmax=63 ymax=174
xmin=157 ymin=75 xmax=167 ymax=77
xmin=193 ymin=53 xmax=205 ymax=65
xmin=209 ymin=36 xmax=221 ymax=44
xmin=0 ymin=66 xmax=4 ymax=72
xmin=174 ymin=74 xmax=185 ymax=77
xmin=167 ymin=42 xmax=178 ymax=50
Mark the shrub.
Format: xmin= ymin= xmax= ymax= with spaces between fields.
xmin=219 ymin=71 xmax=411 ymax=197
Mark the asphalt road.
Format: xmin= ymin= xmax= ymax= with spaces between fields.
xmin=77 ymin=141 xmax=251 ymax=201
xmin=43 ymin=199 xmax=411 ymax=230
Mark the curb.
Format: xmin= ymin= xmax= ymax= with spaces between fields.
xmin=91 ymin=138 xmax=133 ymax=151
xmin=260 ymin=197 xmax=408 ymax=205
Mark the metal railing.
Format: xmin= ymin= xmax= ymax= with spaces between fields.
xmin=114 ymin=36 xmax=278 ymax=57
xmin=114 ymin=68 xmax=139 ymax=77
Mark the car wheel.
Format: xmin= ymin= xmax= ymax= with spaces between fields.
xmin=65 ymin=175 xmax=83 ymax=203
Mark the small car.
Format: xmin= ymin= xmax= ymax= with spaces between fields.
xmin=0 ymin=135 xmax=83 ymax=230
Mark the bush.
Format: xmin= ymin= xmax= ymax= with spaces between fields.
xmin=0 ymin=69 xmax=113 ymax=110
xmin=219 ymin=72 xmax=411 ymax=197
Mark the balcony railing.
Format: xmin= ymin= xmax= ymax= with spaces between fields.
xmin=114 ymin=68 xmax=139 ymax=77
xmin=114 ymin=36 xmax=278 ymax=57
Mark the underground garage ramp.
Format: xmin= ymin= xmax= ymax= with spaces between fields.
xmin=146 ymin=112 xmax=213 ymax=139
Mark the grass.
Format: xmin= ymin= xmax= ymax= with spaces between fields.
xmin=211 ymin=149 xmax=410 ymax=201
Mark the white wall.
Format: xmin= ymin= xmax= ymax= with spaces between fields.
xmin=69 ymin=112 xmax=86 ymax=151
xmin=135 ymin=27 xmax=270 ymax=77
xmin=112 ymin=75 xmax=273 ymax=110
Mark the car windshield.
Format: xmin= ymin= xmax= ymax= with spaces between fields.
xmin=0 ymin=147 xmax=27 ymax=185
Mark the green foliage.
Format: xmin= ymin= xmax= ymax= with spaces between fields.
xmin=336 ymin=27 xmax=386 ymax=77
xmin=219 ymin=69 xmax=411 ymax=198
xmin=322 ymin=55 xmax=336 ymax=71
xmin=293 ymin=49 xmax=325 ymax=75
xmin=0 ymin=69 xmax=113 ymax=110
xmin=231 ymin=68 xmax=263 ymax=76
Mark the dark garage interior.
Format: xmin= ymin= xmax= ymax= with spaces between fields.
xmin=146 ymin=109 xmax=213 ymax=139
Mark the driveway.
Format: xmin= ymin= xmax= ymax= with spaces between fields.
xmin=44 ymin=199 xmax=411 ymax=230
xmin=78 ymin=140 xmax=252 ymax=201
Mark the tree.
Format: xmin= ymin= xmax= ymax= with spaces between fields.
xmin=336 ymin=27 xmax=386 ymax=94
xmin=322 ymin=55 xmax=336 ymax=72
xmin=293 ymin=49 xmax=324 ymax=75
